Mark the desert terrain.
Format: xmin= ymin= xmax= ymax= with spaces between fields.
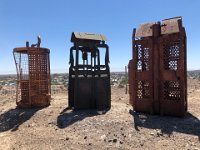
xmin=0 ymin=75 xmax=200 ymax=150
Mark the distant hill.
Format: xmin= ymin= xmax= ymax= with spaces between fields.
xmin=1 ymin=70 xmax=200 ymax=78
xmin=188 ymin=70 xmax=200 ymax=73
xmin=188 ymin=70 xmax=200 ymax=79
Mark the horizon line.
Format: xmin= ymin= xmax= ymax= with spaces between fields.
xmin=1 ymin=69 xmax=200 ymax=76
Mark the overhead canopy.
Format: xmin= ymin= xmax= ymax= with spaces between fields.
xmin=71 ymin=32 xmax=107 ymax=42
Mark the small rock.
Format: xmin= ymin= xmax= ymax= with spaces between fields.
xmin=157 ymin=132 xmax=163 ymax=137
xmin=120 ymin=141 xmax=123 ymax=144
xmin=108 ymin=139 xmax=112 ymax=142
xmin=84 ymin=136 xmax=87 ymax=139
xmin=122 ymin=133 xmax=126 ymax=138
xmin=113 ymin=139 xmax=117 ymax=143
xmin=66 ymin=137 xmax=69 ymax=141
xmin=150 ymin=132 xmax=154 ymax=135
xmin=89 ymin=143 xmax=92 ymax=146
xmin=100 ymin=134 xmax=106 ymax=140
xmin=109 ymin=143 xmax=113 ymax=146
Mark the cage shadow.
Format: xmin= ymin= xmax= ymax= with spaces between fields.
xmin=129 ymin=109 xmax=200 ymax=140
xmin=57 ymin=108 xmax=108 ymax=129
xmin=0 ymin=107 xmax=41 ymax=132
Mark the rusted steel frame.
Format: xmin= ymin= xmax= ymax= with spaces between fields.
xmin=159 ymin=31 xmax=186 ymax=116
xmin=152 ymin=23 xmax=161 ymax=114
xmin=71 ymin=43 xmax=109 ymax=69
xmin=131 ymin=29 xmax=136 ymax=106
xmin=13 ymin=51 xmax=20 ymax=105
xmin=182 ymin=27 xmax=187 ymax=112
xmin=134 ymin=37 xmax=154 ymax=113
xmin=129 ymin=17 xmax=187 ymax=116
xmin=179 ymin=29 xmax=187 ymax=114
xmin=69 ymin=32 xmax=110 ymax=110
xmin=47 ymin=53 xmax=51 ymax=95
xmin=13 ymin=39 xmax=51 ymax=108
xmin=74 ymin=44 xmax=79 ymax=109
xmin=28 ymin=48 xmax=32 ymax=106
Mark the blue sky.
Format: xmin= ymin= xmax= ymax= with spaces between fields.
xmin=0 ymin=0 xmax=200 ymax=74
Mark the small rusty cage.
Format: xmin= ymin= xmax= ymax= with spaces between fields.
xmin=13 ymin=38 xmax=51 ymax=108
xmin=68 ymin=32 xmax=111 ymax=110
xmin=128 ymin=17 xmax=187 ymax=116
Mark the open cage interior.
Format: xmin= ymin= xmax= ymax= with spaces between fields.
xmin=14 ymin=52 xmax=29 ymax=105
xmin=68 ymin=32 xmax=111 ymax=110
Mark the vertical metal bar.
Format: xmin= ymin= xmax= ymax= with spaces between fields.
xmin=184 ymin=28 xmax=187 ymax=112
xmin=13 ymin=52 xmax=19 ymax=104
xmin=125 ymin=65 xmax=128 ymax=94
xmin=132 ymin=28 xmax=137 ymax=107
xmin=74 ymin=44 xmax=79 ymax=108
xmin=47 ymin=50 xmax=51 ymax=104
xmin=28 ymin=49 xmax=31 ymax=106
xmin=152 ymin=23 xmax=161 ymax=114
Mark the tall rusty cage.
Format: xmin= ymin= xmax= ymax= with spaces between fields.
xmin=128 ymin=17 xmax=187 ymax=116
xmin=68 ymin=32 xmax=111 ymax=110
xmin=13 ymin=37 xmax=51 ymax=108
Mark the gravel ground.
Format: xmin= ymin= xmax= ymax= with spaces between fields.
xmin=0 ymin=79 xmax=200 ymax=150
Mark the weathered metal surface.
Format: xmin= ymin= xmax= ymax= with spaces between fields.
xmin=13 ymin=36 xmax=51 ymax=108
xmin=161 ymin=16 xmax=182 ymax=35
xmin=135 ymin=23 xmax=154 ymax=38
xmin=129 ymin=36 xmax=154 ymax=114
xmin=159 ymin=32 xmax=187 ymax=116
xmin=68 ymin=32 xmax=111 ymax=110
xmin=71 ymin=32 xmax=107 ymax=42
xmin=129 ymin=17 xmax=187 ymax=116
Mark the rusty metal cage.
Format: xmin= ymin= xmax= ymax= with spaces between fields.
xmin=68 ymin=32 xmax=111 ymax=110
xmin=128 ymin=17 xmax=187 ymax=116
xmin=13 ymin=37 xmax=51 ymax=108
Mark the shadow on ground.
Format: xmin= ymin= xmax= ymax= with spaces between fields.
xmin=0 ymin=107 xmax=41 ymax=132
xmin=57 ymin=107 xmax=108 ymax=128
xmin=130 ymin=110 xmax=200 ymax=140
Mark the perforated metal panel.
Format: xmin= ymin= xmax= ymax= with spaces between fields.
xmin=129 ymin=35 xmax=154 ymax=113
xmin=13 ymin=42 xmax=51 ymax=108
xmin=129 ymin=17 xmax=187 ymax=116
xmin=159 ymin=31 xmax=187 ymax=116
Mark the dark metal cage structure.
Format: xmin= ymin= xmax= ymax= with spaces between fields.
xmin=13 ymin=37 xmax=51 ymax=108
xmin=68 ymin=32 xmax=111 ymax=110
xmin=128 ymin=17 xmax=187 ymax=116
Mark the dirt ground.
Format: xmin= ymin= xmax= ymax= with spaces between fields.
xmin=0 ymin=79 xmax=200 ymax=150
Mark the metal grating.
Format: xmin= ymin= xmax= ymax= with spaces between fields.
xmin=129 ymin=17 xmax=187 ymax=116
xmin=137 ymin=45 xmax=150 ymax=71
xmin=163 ymin=41 xmax=180 ymax=71
xmin=136 ymin=80 xmax=151 ymax=99
xmin=163 ymin=81 xmax=181 ymax=101
xmin=14 ymin=53 xmax=29 ymax=80
xmin=13 ymin=37 xmax=51 ymax=108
